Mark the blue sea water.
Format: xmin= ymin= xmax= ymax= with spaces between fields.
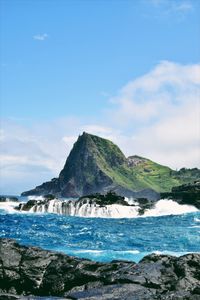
xmin=0 ymin=198 xmax=200 ymax=263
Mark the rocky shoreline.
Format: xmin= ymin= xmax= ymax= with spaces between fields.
xmin=0 ymin=238 xmax=200 ymax=299
xmin=15 ymin=191 xmax=157 ymax=218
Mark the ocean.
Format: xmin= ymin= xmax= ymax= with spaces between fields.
xmin=0 ymin=196 xmax=200 ymax=263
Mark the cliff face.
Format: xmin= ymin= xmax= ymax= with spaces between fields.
xmin=21 ymin=132 xmax=200 ymax=199
xmin=22 ymin=132 xmax=128 ymax=198
xmin=58 ymin=132 xmax=126 ymax=197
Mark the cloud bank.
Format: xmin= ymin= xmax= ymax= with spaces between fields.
xmin=1 ymin=61 xmax=199 ymax=194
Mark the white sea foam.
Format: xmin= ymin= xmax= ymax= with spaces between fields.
xmin=121 ymin=250 xmax=140 ymax=254
xmin=0 ymin=201 xmax=19 ymax=213
xmin=143 ymin=199 xmax=198 ymax=218
xmin=152 ymin=250 xmax=200 ymax=257
xmin=189 ymin=225 xmax=200 ymax=228
xmin=4 ymin=197 xmax=199 ymax=218
xmin=28 ymin=195 xmax=45 ymax=201
xmin=68 ymin=199 xmax=197 ymax=218
xmin=73 ymin=250 xmax=104 ymax=254
xmin=194 ymin=217 xmax=200 ymax=222
xmin=152 ymin=250 xmax=192 ymax=256
xmin=73 ymin=249 xmax=140 ymax=254
xmin=21 ymin=199 xmax=140 ymax=218
xmin=75 ymin=203 xmax=140 ymax=218
xmin=124 ymin=197 xmax=137 ymax=205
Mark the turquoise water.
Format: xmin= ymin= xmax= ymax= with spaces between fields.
xmin=0 ymin=201 xmax=200 ymax=262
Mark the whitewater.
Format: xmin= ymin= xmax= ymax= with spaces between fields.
xmin=11 ymin=196 xmax=198 ymax=218
xmin=0 ymin=196 xmax=199 ymax=263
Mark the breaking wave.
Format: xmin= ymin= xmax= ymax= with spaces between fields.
xmin=143 ymin=199 xmax=198 ymax=217
xmin=16 ymin=198 xmax=198 ymax=218
xmin=28 ymin=196 xmax=46 ymax=201
xmin=194 ymin=217 xmax=200 ymax=222
xmin=0 ymin=201 xmax=19 ymax=214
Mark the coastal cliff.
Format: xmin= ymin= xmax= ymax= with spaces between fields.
xmin=22 ymin=133 xmax=200 ymax=199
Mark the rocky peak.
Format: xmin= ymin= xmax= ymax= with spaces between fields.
xmin=57 ymin=132 xmax=126 ymax=196
xmin=21 ymin=133 xmax=200 ymax=199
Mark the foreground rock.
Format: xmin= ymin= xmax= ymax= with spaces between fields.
xmin=161 ymin=181 xmax=200 ymax=209
xmin=0 ymin=239 xmax=200 ymax=299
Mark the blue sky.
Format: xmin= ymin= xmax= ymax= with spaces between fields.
xmin=0 ymin=0 xmax=200 ymax=194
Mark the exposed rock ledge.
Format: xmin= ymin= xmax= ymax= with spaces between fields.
xmin=0 ymin=239 xmax=200 ymax=299
xmin=161 ymin=181 xmax=200 ymax=209
xmin=15 ymin=192 xmax=155 ymax=218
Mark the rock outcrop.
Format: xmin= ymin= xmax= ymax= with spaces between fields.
xmin=16 ymin=192 xmax=157 ymax=218
xmin=0 ymin=238 xmax=200 ymax=299
xmin=161 ymin=181 xmax=200 ymax=209
xmin=21 ymin=132 xmax=200 ymax=200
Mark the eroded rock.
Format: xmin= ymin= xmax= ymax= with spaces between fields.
xmin=0 ymin=239 xmax=199 ymax=299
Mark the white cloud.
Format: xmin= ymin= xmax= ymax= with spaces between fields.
xmin=105 ymin=61 xmax=200 ymax=169
xmin=62 ymin=135 xmax=77 ymax=146
xmin=33 ymin=33 xmax=49 ymax=41
xmin=0 ymin=129 xmax=5 ymax=141
xmin=81 ymin=125 xmax=115 ymax=136
xmin=0 ymin=117 xmax=81 ymax=194
xmin=147 ymin=0 xmax=193 ymax=20
xmin=108 ymin=61 xmax=200 ymax=126
xmin=174 ymin=2 xmax=193 ymax=12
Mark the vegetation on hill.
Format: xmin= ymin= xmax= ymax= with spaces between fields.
xmin=22 ymin=132 xmax=200 ymax=198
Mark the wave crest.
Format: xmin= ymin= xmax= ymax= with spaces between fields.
xmin=17 ymin=198 xmax=198 ymax=218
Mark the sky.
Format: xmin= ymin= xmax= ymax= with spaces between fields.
xmin=0 ymin=0 xmax=200 ymax=194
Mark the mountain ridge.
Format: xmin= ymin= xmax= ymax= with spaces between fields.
xmin=22 ymin=132 xmax=200 ymax=199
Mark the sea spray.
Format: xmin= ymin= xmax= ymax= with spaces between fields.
xmin=0 ymin=201 xmax=19 ymax=214
xmin=16 ymin=197 xmax=198 ymax=218
xmin=0 ymin=203 xmax=199 ymax=262
xmin=143 ymin=199 xmax=198 ymax=217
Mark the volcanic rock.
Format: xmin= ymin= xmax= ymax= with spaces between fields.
xmin=0 ymin=238 xmax=200 ymax=299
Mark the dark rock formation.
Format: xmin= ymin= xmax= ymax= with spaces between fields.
xmin=16 ymin=192 xmax=156 ymax=217
xmin=161 ymin=181 xmax=200 ymax=209
xmin=0 ymin=238 xmax=200 ymax=299
xmin=21 ymin=132 xmax=200 ymax=200
xmin=0 ymin=196 xmax=19 ymax=203
xmin=79 ymin=191 xmax=129 ymax=206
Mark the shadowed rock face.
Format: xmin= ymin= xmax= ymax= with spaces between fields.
xmin=0 ymin=239 xmax=200 ymax=299
xmin=161 ymin=181 xmax=200 ymax=209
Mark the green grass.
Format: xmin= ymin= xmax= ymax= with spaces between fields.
xmin=72 ymin=133 xmax=200 ymax=193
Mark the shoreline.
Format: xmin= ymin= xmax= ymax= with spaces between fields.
xmin=0 ymin=238 xmax=200 ymax=300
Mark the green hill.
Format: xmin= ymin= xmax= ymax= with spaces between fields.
xmin=22 ymin=132 xmax=200 ymax=199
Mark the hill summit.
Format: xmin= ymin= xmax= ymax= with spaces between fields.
xmin=22 ymin=132 xmax=200 ymax=199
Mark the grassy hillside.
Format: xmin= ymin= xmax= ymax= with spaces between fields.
xmin=95 ymin=156 xmax=179 ymax=192
xmin=89 ymin=137 xmax=200 ymax=193
xmin=126 ymin=156 xmax=181 ymax=192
